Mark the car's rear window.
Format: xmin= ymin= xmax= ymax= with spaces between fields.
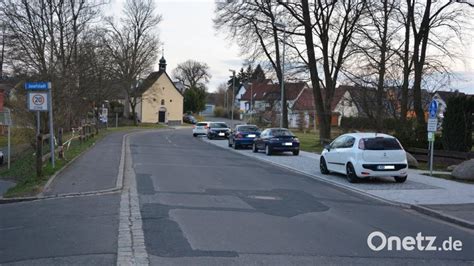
xmin=363 ymin=137 xmax=402 ymax=150
xmin=237 ymin=126 xmax=258 ymax=132
xmin=210 ymin=123 xmax=228 ymax=128
xmin=196 ymin=122 xmax=207 ymax=126
xmin=271 ymin=129 xmax=294 ymax=137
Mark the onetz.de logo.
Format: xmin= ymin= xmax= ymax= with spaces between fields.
xmin=367 ymin=231 xmax=463 ymax=251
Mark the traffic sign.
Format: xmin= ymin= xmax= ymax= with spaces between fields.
xmin=27 ymin=92 xmax=49 ymax=111
xmin=427 ymin=132 xmax=435 ymax=141
xmin=428 ymin=100 xmax=438 ymax=119
xmin=427 ymin=118 xmax=438 ymax=132
xmin=24 ymin=82 xmax=50 ymax=90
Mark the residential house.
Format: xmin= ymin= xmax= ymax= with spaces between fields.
xmin=235 ymin=79 xmax=272 ymax=112
xmin=132 ymin=56 xmax=184 ymax=125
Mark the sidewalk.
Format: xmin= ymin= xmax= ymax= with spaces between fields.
xmin=42 ymin=131 xmax=129 ymax=196
xmin=200 ymin=136 xmax=474 ymax=228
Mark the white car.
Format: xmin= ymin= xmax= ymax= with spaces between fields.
xmin=319 ymin=133 xmax=408 ymax=183
xmin=192 ymin=121 xmax=210 ymax=137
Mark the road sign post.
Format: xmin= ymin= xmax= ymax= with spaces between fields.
xmin=427 ymin=100 xmax=438 ymax=176
xmin=25 ymin=81 xmax=55 ymax=168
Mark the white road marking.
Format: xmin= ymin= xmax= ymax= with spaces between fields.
xmin=117 ymin=134 xmax=149 ymax=266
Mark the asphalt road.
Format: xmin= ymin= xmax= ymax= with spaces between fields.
xmin=131 ymin=129 xmax=474 ymax=265
xmin=1 ymin=128 xmax=473 ymax=265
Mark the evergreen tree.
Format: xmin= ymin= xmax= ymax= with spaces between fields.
xmin=250 ymin=64 xmax=266 ymax=82
xmin=183 ymin=86 xmax=206 ymax=113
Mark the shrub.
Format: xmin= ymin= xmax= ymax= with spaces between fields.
xmin=441 ymin=95 xmax=473 ymax=152
xmin=213 ymin=106 xmax=226 ymax=117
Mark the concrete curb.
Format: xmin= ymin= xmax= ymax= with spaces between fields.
xmin=410 ymin=205 xmax=474 ymax=230
xmin=200 ymin=137 xmax=474 ymax=230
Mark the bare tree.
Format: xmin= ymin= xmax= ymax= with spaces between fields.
xmin=104 ymin=0 xmax=161 ymax=125
xmin=1 ymin=0 xmax=104 ymax=130
xmin=280 ymin=0 xmax=366 ymax=142
xmin=214 ymin=1 xmax=290 ymax=128
xmin=172 ymin=60 xmax=211 ymax=90
xmin=347 ymin=0 xmax=400 ymax=130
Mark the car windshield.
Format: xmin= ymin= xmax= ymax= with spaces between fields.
xmin=196 ymin=122 xmax=207 ymax=126
xmin=363 ymin=137 xmax=402 ymax=150
xmin=210 ymin=123 xmax=228 ymax=128
xmin=271 ymin=129 xmax=294 ymax=137
xmin=237 ymin=126 xmax=258 ymax=132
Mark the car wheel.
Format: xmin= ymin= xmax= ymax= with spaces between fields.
xmin=320 ymin=157 xmax=330 ymax=174
xmin=265 ymin=145 xmax=272 ymax=156
xmin=346 ymin=163 xmax=358 ymax=183
xmin=292 ymin=149 xmax=299 ymax=156
xmin=394 ymin=176 xmax=407 ymax=183
xmin=207 ymin=134 xmax=212 ymax=140
xmin=193 ymin=133 xmax=197 ymax=137
xmin=252 ymin=143 xmax=258 ymax=153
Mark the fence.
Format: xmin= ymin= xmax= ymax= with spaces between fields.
xmin=35 ymin=123 xmax=97 ymax=177
xmin=406 ymin=147 xmax=474 ymax=166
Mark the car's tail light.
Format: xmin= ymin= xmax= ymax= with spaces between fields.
xmin=358 ymin=139 xmax=365 ymax=150
xmin=204 ymin=125 xmax=209 ymax=129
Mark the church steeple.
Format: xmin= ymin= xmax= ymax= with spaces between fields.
xmin=159 ymin=48 xmax=166 ymax=72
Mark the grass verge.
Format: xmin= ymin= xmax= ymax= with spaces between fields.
xmin=292 ymin=129 xmax=342 ymax=153
xmin=0 ymin=124 xmax=167 ymax=198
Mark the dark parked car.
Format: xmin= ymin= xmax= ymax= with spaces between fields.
xmin=252 ymin=128 xmax=300 ymax=156
xmin=183 ymin=114 xmax=197 ymax=124
xmin=228 ymin=124 xmax=260 ymax=149
xmin=207 ymin=122 xmax=231 ymax=139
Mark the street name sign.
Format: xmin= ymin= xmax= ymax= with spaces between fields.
xmin=27 ymin=92 xmax=49 ymax=111
xmin=24 ymin=82 xmax=50 ymax=90
xmin=427 ymin=118 xmax=438 ymax=132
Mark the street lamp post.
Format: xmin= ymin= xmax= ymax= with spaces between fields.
xmin=274 ymin=22 xmax=287 ymax=128
xmin=229 ymin=69 xmax=236 ymax=127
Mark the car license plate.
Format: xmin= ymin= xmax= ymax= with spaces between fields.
xmin=283 ymin=142 xmax=292 ymax=146
xmin=378 ymin=165 xmax=395 ymax=170
xmin=247 ymin=134 xmax=256 ymax=138
xmin=218 ymin=133 xmax=225 ymax=136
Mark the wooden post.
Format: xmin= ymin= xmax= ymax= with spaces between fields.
xmin=80 ymin=126 xmax=85 ymax=144
xmin=36 ymin=134 xmax=43 ymax=178
xmin=58 ymin=128 xmax=64 ymax=159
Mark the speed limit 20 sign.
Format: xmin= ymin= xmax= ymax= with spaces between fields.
xmin=27 ymin=92 xmax=49 ymax=111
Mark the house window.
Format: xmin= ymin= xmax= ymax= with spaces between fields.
xmin=161 ymin=99 xmax=165 ymax=105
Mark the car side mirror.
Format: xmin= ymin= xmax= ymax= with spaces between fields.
xmin=324 ymin=144 xmax=331 ymax=151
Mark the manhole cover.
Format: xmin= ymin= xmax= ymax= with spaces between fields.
xmin=248 ymin=195 xmax=281 ymax=200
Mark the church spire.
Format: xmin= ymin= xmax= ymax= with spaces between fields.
xmin=159 ymin=47 xmax=166 ymax=72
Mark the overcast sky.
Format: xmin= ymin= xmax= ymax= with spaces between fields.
xmin=109 ymin=0 xmax=474 ymax=94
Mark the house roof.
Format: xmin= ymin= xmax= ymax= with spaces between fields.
xmin=434 ymin=90 xmax=465 ymax=102
xmin=240 ymin=81 xmax=307 ymax=102
xmin=135 ymin=70 xmax=183 ymax=96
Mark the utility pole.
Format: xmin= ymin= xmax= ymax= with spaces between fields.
xmin=274 ymin=22 xmax=287 ymax=128
xmin=229 ymin=69 xmax=236 ymax=127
